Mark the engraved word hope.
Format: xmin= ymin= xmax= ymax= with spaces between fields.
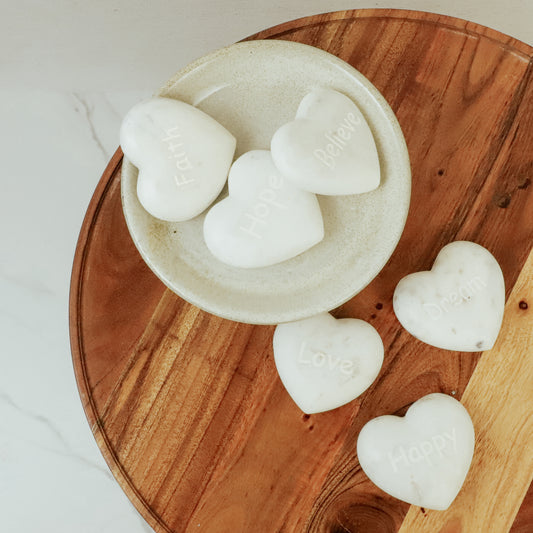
xmin=239 ymin=173 xmax=288 ymax=239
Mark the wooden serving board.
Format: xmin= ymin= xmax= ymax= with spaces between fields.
xmin=69 ymin=9 xmax=533 ymax=533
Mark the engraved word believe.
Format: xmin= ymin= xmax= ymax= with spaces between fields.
xmin=313 ymin=111 xmax=362 ymax=169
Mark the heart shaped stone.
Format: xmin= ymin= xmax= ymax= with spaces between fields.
xmin=270 ymin=88 xmax=380 ymax=195
xmin=357 ymin=393 xmax=475 ymax=511
xmin=203 ymin=150 xmax=324 ymax=268
xmin=273 ymin=312 xmax=384 ymax=414
xmin=120 ymin=97 xmax=236 ymax=222
xmin=393 ymin=241 xmax=505 ymax=351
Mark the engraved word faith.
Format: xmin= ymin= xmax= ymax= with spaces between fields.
xmin=162 ymin=126 xmax=194 ymax=188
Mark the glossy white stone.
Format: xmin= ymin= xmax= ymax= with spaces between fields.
xmin=357 ymin=393 xmax=475 ymax=511
xmin=270 ymin=88 xmax=380 ymax=195
xmin=273 ymin=312 xmax=384 ymax=414
xmin=120 ymin=97 xmax=236 ymax=222
xmin=393 ymin=241 xmax=505 ymax=351
xmin=203 ymin=150 xmax=324 ymax=268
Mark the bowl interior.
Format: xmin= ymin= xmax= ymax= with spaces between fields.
xmin=121 ymin=40 xmax=411 ymax=324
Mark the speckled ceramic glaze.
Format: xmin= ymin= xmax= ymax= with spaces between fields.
xmin=121 ymin=40 xmax=411 ymax=324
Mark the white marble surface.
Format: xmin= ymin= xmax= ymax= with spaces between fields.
xmin=1 ymin=2 xmax=531 ymax=531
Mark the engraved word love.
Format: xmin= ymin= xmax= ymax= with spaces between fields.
xmin=297 ymin=341 xmax=356 ymax=376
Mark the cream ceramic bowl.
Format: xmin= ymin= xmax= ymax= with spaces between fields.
xmin=121 ymin=40 xmax=411 ymax=324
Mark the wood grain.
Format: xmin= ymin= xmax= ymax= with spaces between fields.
xmin=69 ymin=9 xmax=533 ymax=533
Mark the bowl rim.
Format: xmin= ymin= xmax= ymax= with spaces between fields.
xmin=121 ymin=39 xmax=411 ymax=324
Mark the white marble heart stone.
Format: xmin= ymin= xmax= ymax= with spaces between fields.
xmin=203 ymin=150 xmax=324 ymax=268
xmin=271 ymin=88 xmax=380 ymax=195
xmin=273 ymin=312 xmax=384 ymax=414
xmin=120 ymin=97 xmax=236 ymax=221
xmin=357 ymin=393 xmax=475 ymax=511
xmin=393 ymin=241 xmax=505 ymax=351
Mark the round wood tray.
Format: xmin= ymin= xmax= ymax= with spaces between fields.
xmin=70 ymin=9 xmax=533 ymax=533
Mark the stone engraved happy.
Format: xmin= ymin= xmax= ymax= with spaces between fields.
xmin=388 ymin=428 xmax=457 ymax=472
xmin=313 ymin=111 xmax=363 ymax=169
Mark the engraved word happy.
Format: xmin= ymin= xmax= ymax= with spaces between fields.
xmin=388 ymin=428 xmax=457 ymax=472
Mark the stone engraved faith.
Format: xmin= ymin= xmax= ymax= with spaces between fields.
xmin=388 ymin=428 xmax=457 ymax=472
xmin=239 ymin=173 xmax=288 ymax=239
xmin=423 ymin=277 xmax=487 ymax=320
xmin=297 ymin=341 xmax=356 ymax=376
xmin=313 ymin=111 xmax=362 ymax=169
xmin=162 ymin=126 xmax=195 ymax=188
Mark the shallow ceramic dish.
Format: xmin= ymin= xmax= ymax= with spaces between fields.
xmin=121 ymin=40 xmax=411 ymax=324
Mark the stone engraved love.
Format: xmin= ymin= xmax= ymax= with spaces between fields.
xmin=313 ymin=111 xmax=363 ymax=169
xmin=297 ymin=341 xmax=356 ymax=376
xmin=162 ymin=126 xmax=195 ymax=188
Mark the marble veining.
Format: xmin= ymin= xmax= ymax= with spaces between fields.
xmin=0 ymin=390 xmax=112 ymax=478
xmin=72 ymin=92 xmax=111 ymax=161
xmin=0 ymin=89 xmax=152 ymax=532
